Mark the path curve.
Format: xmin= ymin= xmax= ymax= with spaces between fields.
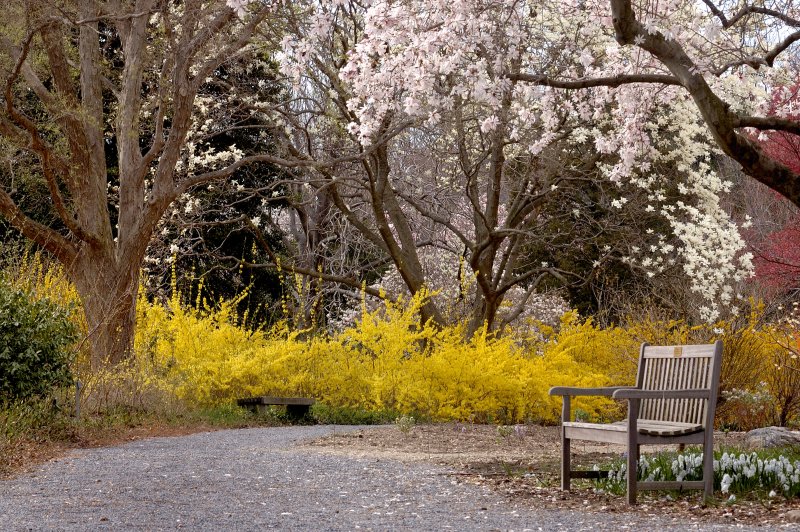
xmin=0 ymin=426 xmax=762 ymax=530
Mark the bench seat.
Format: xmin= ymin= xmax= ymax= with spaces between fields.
xmin=564 ymin=419 xmax=704 ymax=437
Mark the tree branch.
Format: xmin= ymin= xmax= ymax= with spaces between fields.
xmin=3 ymin=24 xmax=101 ymax=247
xmin=712 ymin=30 xmax=800 ymax=74
xmin=509 ymin=72 xmax=681 ymax=88
xmin=609 ymin=0 xmax=800 ymax=207
xmin=700 ymin=1 xmax=800 ymax=29
xmin=0 ymin=187 xmax=77 ymax=264
xmin=736 ymin=115 xmax=800 ymax=135
xmin=241 ymin=218 xmax=389 ymax=301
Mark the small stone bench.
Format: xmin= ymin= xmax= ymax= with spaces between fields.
xmin=236 ymin=396 xmax=315 ymax=420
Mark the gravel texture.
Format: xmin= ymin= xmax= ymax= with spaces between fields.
xmin=0 ymin=425 xmax=769 ymax=531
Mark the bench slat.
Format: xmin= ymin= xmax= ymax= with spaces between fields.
xmin=563 ymin=420 xmax=703 ymax=437
xmin=237 ymin=396 xmax=315 ymax=406
xmin=642 ymin=344 xmax=717 ymax=358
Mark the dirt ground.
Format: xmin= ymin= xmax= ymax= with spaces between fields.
xmin=303 ymin=423 xmax=800 ymax=528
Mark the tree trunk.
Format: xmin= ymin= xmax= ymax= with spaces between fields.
xmin=467 ymin=291 xmax=501 ymax=338
xmin=0 ymin=2 xmax=271 ymax=370
xmin=368 ymin=145 xmax=446 ymax=327
xmin=69 ymin=249 xmax=140 ymax=369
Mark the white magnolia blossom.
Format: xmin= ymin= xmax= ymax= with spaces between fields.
xmin=269 ymin=0 xmax=769 ymax=320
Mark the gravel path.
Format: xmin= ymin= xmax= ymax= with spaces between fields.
xmin=0 ymin=426 xmax=767 ymax=531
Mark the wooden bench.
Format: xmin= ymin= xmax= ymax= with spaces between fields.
xmin=237 ymin=396 xmax=315 ymax=420
xmin=549 ymin=341 xmax=723 ymax=504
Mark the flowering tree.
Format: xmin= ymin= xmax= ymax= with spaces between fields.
xmin=275 ymin=1 xmax=613 ymax=331
xmin=274 ymin=0 xmax=762 ymax=322
xmin=0 ymin=1 xmax=292 ymax=367
xmin=6 ymin=0 xmax=799 ymax=369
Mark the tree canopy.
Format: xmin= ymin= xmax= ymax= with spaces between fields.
xmin=3 ymin=0 xmax=800 ymax=365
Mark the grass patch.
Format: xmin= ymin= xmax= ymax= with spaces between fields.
xmin=187 ymin=403 xmax=269 ymax=427
xmin=309 ymin=403 xmax=400 ymax=425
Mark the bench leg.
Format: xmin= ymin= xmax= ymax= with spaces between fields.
xmin=626 ymin=443 xmax=639 ymax=505
xmin=286 ymin=404 xmax=310 ymax=420
xmin=626 ymin=398 xmax=641 ymax=505
xmin=560 ymin=395 xmax=571 ymax=491
xmin=561 ymin=434 xmax=571 ymax=491
xmin=703 ymin=438 xmax=714 ymax=501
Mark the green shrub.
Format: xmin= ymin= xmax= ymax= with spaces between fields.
xmin=310 ymin=403 xmax=399 ymax=425
xmin=0 ymin=279 xmax=78 ymax=402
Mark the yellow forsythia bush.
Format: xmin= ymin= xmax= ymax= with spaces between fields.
xmin=9 ymin=253 xmax=796 ymax=426
xmin=4 ymin=250 xmax=81 ymax=311
xmin=539 ymin=311 xmax=640 ymax=385
xmin=134 ymin=290 xmax=621 ymax=423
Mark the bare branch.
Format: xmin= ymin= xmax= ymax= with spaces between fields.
xmin=0 ymin=187 xmax=77 ymax=264
xmin=712 ymin=30 xmax=800 ymax=74
xmin=3 ymin=24 xmax=101 ymax=247
xmin=241 ymin=218 xmax=389 ymax=301
xmin=509 ymin=72 xmax=681 ymax=88
xmin=736 ymin=115 xmax=800 ymax=135
xmin=179 ymin=150 xmax=374 ymax=193
xmin=700 ymin=1 xmax=800 ymax=29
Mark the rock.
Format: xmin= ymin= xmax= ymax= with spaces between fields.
xmin=786 ymin=509 xmax=800 ymax=523
xmin=745 ymin=427 xmax=800 ymax=450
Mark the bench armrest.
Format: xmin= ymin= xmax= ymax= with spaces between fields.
xmin=612 ymin=389 xmax=710 ymax=400
xmin=549 ymin=386 xmax=636 ymax=397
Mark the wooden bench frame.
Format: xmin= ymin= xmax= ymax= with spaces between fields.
xmin=549 ymin=341 xmax=723 ymax=504
xmin=237 ymin=396 xmax=315 ymax=420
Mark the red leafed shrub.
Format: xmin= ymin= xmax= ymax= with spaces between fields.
xmin=753 ymin=220 xmax=800 ymax=292
xmin=751 ymin=81 xmax=800 ymax=291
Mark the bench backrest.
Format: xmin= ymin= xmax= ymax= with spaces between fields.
xmin=635 ymin=341 xmax=723 ymax=428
